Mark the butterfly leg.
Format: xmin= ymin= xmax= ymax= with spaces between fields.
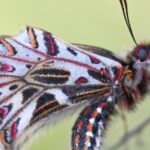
xmin=72 ymin=95 xmax=116 ymax=150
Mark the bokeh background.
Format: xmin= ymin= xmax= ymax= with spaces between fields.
xmin=0 ymin=0 xmax=150 ymax=150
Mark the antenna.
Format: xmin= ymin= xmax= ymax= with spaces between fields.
xmin=119 ymin=0 xmax=138 ymax=45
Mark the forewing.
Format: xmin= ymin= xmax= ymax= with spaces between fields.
xmin=73 ymin=43 xmax=126 ymax=64
xmin=0 ymin=26 xmax=124 ymax=149
xmin=12 ymin=26 xmax=123 ymax=82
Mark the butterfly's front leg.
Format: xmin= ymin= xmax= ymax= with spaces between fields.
xmin=72 ymin=95 xmax=115 ymax=150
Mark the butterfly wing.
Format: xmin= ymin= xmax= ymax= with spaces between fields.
xmin=0 ymin=84 xmax=111 ymax=149
xmin=0 ymin=27 xmax=125 ymax=149
xmin=72 ymin=43 xmax=126 ymax=64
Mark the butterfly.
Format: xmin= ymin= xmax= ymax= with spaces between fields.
xmin=0 ymin=0 xmax=149 ymax=150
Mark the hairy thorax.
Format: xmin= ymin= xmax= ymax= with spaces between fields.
xmin=119 ymin=65 xmax=150 ymax=108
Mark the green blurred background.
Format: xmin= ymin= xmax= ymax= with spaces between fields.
xmin=0 ymin=0 xmax=150 ymax=150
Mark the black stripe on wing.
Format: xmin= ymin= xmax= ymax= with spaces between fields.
xmin=30 ymin=67 xmax=71 ymax=85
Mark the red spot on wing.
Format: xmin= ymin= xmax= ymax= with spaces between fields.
xmin=0 ymin=104 xmax=12 ymax=125
xmin=75 ymin=77 xmax=88 ymax=85
xmin=11 ymin=119 xmax=20 ymax=140
xmin=89 ymin=56 xmax=100 ymax=64
xmin=0 ymin=63 xmax=15 ymax=72
xmin=0 ymin=107 xmax=9 ymax=119
xmin=11 ymin=123 xmax=17 ymax=140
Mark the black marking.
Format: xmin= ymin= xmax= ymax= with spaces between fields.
xmin=31 ymin=68 xmax=70 ymax=84
xmin=33 ymin=76 xmax=69 ymax=84
xmin=30 ymin=93 xmax=63 ymax=124
xmin=9 ymin=85 xmax=18 ymax=91
xmin=37 ymin=57 xmax=41 ymax=61
xmin=4 ymin=129 xmax=13 ymax=144
xmin=88 ymin=70 xmax=111 ymax=83
xmin=7 ymin=103 xmax=13 ymax=113
xmin=30 ymin=104 xmax=67 ymax=125
xmin=34 ymin=101 xmax=59 ymax=117
xmin=26 ymin=64 xmax=32 ymax=69
xmin=67 ymin=47 xmax=78 ymax=56
xmin=62 ymin=85 xmax=108 ymax=97
xmin=36 ymin=93 xmax=55 ymax=109
xmin=31 ymin=68 xmax=70 ymax=76
xmin=62 ymin=85 xmax=110 ymax=104
xmin=22 ymin=87 xmax=38 ymax=103
xmin=111 ymin=66 xmax=118 ymax=76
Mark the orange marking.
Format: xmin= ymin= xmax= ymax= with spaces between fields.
xmin=0 ymin=131 xmax=11 ymax=147
xmin=31 ymin=74 xmax=69 ymax=78
xmin=123 ymin=68 xmax=133 ymax=80
xmin=75 ymin=87 xmax=109 ymax=97
xmin=87 ymin=123 xmax=93 ymax=131
xmin=27 ymin=27 xmax=38 ymax=48
xmin=91 ymin=111 xmax=99 ymax=118
xmin=0 ymin=38 xmax=16 ymax=56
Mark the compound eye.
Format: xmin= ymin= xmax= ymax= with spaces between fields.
xmin=138 ymin=48 xmax=148 ymax=61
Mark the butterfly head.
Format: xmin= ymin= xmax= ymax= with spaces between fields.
xmin=134 ymin=44 xmax=150 ymax=62
xmin=128 ymin=44 xmax=150 ymax=69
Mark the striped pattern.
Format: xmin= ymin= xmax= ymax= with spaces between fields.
xmin=72 ymin=96 xmax=114 ymax=150
xmin=30 ymin=93 xmax=67 ymax=124
xmin=88 ymin=69 xmax=112 ymax=83
xmin=27 ymin=27 xmax=38 ymax=49
xmin=0 ymin=38 xmax=16 ymax=56
xmin=71 ymin=87 xmax=111 ymax=104
xmin=30 ymin=67 xmax=70 ymax=85
xmin=0 ymin=26 xmax=147 ymax=150
xmin=22 ymin=87 xmax=39 ymax=104
xmin=44 ymin=32 xmax=59 ymax=56
xmin=0 ymin=118 xmax=20 ymax=146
